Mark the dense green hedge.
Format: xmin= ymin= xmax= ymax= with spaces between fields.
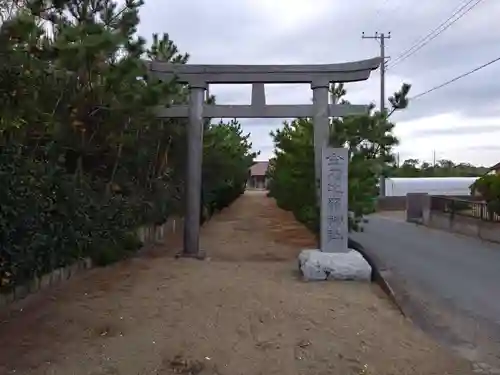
xmin=0 ymin=1 xmax=255 ymax=292
xmin=0 ymin=122 xmax=253 ymax=291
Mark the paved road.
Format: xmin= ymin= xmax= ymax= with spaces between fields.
xmin=351 ymin=213 xmax=500 ymax=373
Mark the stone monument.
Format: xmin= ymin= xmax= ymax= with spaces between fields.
xmin=321 ymin=147 xmax=349 ymax=253
xmin=298 ymin=145 xmax=372 ymax=281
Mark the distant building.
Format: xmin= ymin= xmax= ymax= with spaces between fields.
xmin=470 ymin=162 xmax=500 ymax=197
xmin=486 ymin=162 xmax=500 ymax=175
xmin=247 ymin=161 xmax=269 ymax=189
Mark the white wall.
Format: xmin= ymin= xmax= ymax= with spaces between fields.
xmin=384 ymin=177 xmax=479 ymax=197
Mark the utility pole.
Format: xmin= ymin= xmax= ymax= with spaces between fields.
xmin=362 ymin=31 xmax=391 ymax=196
xmin=362 ymin=31 xmax=391 ymax=112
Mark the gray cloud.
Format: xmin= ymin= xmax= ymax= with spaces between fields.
xmin=463 ymin=144 xmax=500 ymax=153
xmin=238 ymin=118 xmax=283 ymax=127
xmin=384 ymin=0 xmax=500 ymax=120
xmin=407 ymin=124 xmax=500 ymax=138
xmin=137 ymin=0 xmax=500 ymax=165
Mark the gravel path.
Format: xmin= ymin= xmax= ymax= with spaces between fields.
xmin=0 ymin=191 xmax=472 ymax=375
xmin=351 ymin=212 xmax=500 ymax=373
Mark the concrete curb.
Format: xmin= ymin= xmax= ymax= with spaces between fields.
xmin=349 ymin=238 xmax=406 ymax=317
xmin=0 ymin=258 xmax=93 ymax=309
xmin=0 ymin=219 xmax=184 ymax=310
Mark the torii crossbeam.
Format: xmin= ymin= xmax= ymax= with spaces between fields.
xmin=146 ymin=57 xmax=381 ymax=256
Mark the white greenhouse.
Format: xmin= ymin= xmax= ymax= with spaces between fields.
xmin=383 ymin=177 xmax=479 ymax=197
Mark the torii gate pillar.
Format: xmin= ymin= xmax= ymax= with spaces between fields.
xmin=184 ymin=84 xmax=206 ymax=256
xmin=147 ymin=57 xmax=381 ymax=257
xmin=311 ymin=80 xmax=331 ymax=199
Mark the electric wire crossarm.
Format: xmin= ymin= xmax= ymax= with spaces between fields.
xmin=361 ymin=32 xmax=391 ymax=113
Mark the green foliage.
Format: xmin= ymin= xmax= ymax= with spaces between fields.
xmin=266 ymin=119 xmax=318 ymax=232
xmin=202 ymin=119 xmax=257 ymax=222
xmin=89 ymin=232 xmax=144 ymax=267
xmin=471 ymin=174 xmax=500 ymax=216
xmin=387 ymin=158 xmax=488 ymax=178
xmin=267 ymin=83 xmax=409 ymax=234
xmin=0 ymin=0 xmax=253 ymax=291
xmin=472 ymin=174 xmax=500 ymax=201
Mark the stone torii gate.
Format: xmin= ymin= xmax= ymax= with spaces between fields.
xmin=146 ymin=57 xmax=380 ymax=257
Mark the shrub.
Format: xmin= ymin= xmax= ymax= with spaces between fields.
xmin=267 ymin=84 xmax=410 ymax=234
xmin=471 ymin=174 xmax=500 ymax=216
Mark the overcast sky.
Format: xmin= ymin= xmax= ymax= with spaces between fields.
xmin=138 ymin=0 xmax=500 ymax=167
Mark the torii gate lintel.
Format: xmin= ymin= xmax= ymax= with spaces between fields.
xmin=146 ymin=57 xmax=381 ymax=256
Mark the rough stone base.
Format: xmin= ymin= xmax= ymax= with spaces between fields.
xmin=298 ymin=249 xmax=372 ymax=281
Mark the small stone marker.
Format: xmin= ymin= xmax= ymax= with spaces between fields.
xmin=320 ymin=147 xmax=349 ymax=253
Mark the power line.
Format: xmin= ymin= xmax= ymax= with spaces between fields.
xmin=389 ymin=0 xmax=483 ymax=68
xmin=388 ymin=0 xmax=479 ymax=68
xmin=411 ymin=55 xmax=500 ymax=101
xmin=388 ymin=0 xmax=485 ymax=69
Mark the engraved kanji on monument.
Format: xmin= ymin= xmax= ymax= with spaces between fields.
xmin=320 ymin=147 xmax=348 ymax=253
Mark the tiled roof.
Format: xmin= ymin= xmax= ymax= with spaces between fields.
xmin=488 ymin=162 xmax=500 ymax=171
xmin=250 ymin=161 xmax=269 ymax=176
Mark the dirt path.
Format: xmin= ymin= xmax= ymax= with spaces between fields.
xmin=0 ymin=191 xmax=472 ymax=375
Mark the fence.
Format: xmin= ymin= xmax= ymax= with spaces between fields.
xmin=430 ymin=196 xmax=500 ymax=222
xmin=376 ymin=195 xmax=481 ymax=212
xmin=426 ymin=196 xmax=500 ymax=243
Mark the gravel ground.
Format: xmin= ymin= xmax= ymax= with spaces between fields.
xmin=0 ymin=191 xmax=473 ymax=375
